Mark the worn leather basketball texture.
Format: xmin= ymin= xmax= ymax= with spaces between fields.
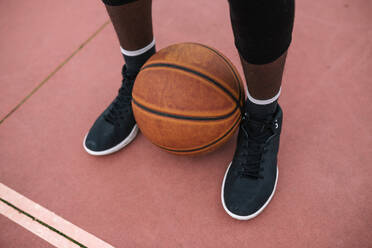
xmin=132 ymin=43 xmax=245 ymax=155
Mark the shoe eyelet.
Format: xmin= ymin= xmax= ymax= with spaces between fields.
xmin=274 ymin=120 xmax=279 ymax=129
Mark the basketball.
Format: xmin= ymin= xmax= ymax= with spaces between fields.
xmin=132 ymin=43 xmax=245 ymax=155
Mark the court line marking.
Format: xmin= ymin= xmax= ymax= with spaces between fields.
xmin=0 ymin=183 xmax=115 ymax=248
xmin=0 ymin=199 xmax=82 ymax=248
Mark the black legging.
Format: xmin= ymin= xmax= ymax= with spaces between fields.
xmin=228 ymin=0 xmax=294 ymax=64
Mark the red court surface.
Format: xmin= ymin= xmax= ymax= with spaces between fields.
xmin=1 ymin=0 xmax=371 ymax=247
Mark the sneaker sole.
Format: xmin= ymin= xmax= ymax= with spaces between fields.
xmin=221 ymin=162 xmax=279 ymax=220
xmin=83 ymin=124 xmax=139 ymax=156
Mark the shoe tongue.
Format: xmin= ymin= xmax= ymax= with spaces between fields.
xmin=247 ymin=118 xmax=265 ymax=133
xmin=120 ymin=75 xmax=135 ymax=93
xmin=245 ymin=118 xmax=272 ymax=142
xmin=246 ymin=119 xmax=262 ymax=132
xmin=126 ymin=71 xmax=138 ymax=79
xmin=122 ymin=65 xmax=138 ymax=80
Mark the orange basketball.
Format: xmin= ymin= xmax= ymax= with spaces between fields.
xmin=132 ymin=43 xmax=245 ymax=155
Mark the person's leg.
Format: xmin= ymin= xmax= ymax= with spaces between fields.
xmin=84 ymin=0 xmax=155 ymax=155
xmin=105 ymin=0 xmax=153 ymax=51
xmin=240 ymin=52 xmax=287 ymax=114
xmin=222 ymin=0 xmax=295 ymax=220
xmin=105 ymin=0 xmax=155 ymax=75
xmin=231 ymin=0 xmax=294 ymax=119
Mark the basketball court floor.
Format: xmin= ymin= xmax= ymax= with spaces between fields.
xmin=1 ymin=0 xmax=371 ymax=247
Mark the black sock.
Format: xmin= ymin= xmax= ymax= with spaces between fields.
xmin=246 ymin=99 xmax=278 ymax=120
xmin=121 ymin=42 xmax=156 ymax=75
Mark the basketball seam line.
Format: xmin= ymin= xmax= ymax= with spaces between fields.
xmin=132 ymin=98 xmax=238 ymax=121
xmin=141 ymin=63 xmax=241 ymax=107
xmin=157 ymin=113 xmax=241 ymax=153
xmin=196 ymin=43 xmax=244 ymax=105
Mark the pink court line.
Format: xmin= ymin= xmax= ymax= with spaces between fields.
xmin=0 ymin=183 xmax=115 ymax=248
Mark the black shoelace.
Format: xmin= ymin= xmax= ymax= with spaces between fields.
xmin=236 ymin=114 xmax=277 ymax=179
xmin=104 ymin=67 xmax=136 ymax=126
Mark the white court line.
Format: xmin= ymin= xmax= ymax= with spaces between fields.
xmin=0 ymin=183 xmax=115 ymax=248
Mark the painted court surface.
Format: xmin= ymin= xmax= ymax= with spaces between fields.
xmin=1 ymin=0 xmax=371 ymax=247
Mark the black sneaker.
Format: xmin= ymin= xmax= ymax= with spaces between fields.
xmin=83 ymin=65 xmax=139 ymax=156
xmin=221 ymin=104 xmax=283 ymax=220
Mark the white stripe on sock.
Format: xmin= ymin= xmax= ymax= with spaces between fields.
xmin=120 ymin=39 xmax=155 ymax=56
xmin=246 ymin=87 xmax=281 ymax=105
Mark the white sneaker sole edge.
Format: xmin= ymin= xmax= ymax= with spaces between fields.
xmin=83 ymin=124 xmax=139 ymax=156
xmin=221 ymin=162 xmax=279 ymax=220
